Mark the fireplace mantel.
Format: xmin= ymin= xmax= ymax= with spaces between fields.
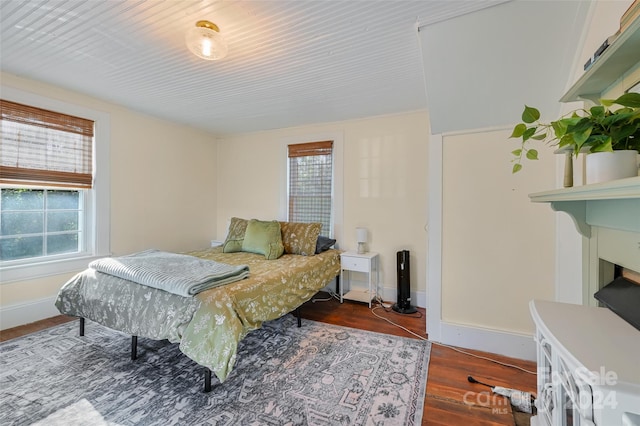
xmin=529 ymin=176 xmax=640 ymax=237
xmin=530 ymin=176 xmax=640 ymax=306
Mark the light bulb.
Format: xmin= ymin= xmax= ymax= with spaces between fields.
xmin=201 ymin=37 xmax=212 ymax=57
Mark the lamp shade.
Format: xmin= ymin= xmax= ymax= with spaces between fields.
xmin=185 ymin=20 xmax=228 ymax=60
xmin=356 ymin=227 xmax=368 ymax=243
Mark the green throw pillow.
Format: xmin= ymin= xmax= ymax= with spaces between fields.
xmin=242 ymin=219 xmax=284 ymax=260
xmin=222 ymin=217 xmax=248 ymax=253
xmin=280 ymin=221 xmax=322 ymax=256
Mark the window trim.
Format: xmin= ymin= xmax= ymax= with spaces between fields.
xmin=280 ymin=132 xmax=343 ymax=247
xmin=0 ymin=86 xmax=111 ymax=283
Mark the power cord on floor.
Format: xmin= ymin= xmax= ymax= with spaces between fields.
xmin=372 ymin=296 xmax=423 ymax=318
xmin=311 ymin=289 xmax=341 ymax=303
xmin=369 ymin=299 xmax=537 ymax=376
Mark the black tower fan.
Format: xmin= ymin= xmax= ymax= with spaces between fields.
xmin=392 ymin=250 xmax=417 ymax=314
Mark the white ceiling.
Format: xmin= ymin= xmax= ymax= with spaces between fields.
xmin=0 ymin=0 xmax=509 ymax=136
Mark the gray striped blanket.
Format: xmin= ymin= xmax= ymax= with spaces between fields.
xmin=88 ymin=250 xmax=249 ymax=297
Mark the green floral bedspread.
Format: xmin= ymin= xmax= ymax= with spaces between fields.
xmin=55 ymin=248 xmax=341 ymax=382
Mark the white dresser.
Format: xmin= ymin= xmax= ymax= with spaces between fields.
xmin=530 ymin=300 xmax=640 ymax=426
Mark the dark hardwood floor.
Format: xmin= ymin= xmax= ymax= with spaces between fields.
xmin=0 ymin=293 xmax=536 ymax=425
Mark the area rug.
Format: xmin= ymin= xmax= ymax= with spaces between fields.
xmin=0 ymin=315 xmax=430 ymax=425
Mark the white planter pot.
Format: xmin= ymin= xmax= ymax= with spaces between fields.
xmin=585 ymin=150 xmax=639 ymax=184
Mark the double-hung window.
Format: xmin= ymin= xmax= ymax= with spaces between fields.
xmin=0 ymin=93 xmax=109 ymax=281
xmin=1 ymin=99 xmax=92 ymax=262
xmin=287 ymin=141 xmax=333 ymax=237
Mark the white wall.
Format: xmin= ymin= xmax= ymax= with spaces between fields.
xmin=0 ymin=72 xmax=218 ymax=329
xmin=216 ymin=111 xmax=430 ymax=305
xmin=441 ymin=128 xmax=556 ymax=333
xmin=425 ymin=126 xmax=556 ymax=361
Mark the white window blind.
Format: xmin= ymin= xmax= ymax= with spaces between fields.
xmin=0 ymin=99 xmax=94 ymax=188
xmin=288 ymin=141 xmax=333 ymax=237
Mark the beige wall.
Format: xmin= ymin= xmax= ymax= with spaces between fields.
xmin=217 ymin=111 xmax=429 ymax=300
xmin=1 ymin=72 xmax=555 ymax=337
xmin=440 ymin=128 xmax=556 ymax=334
xmin=0 ymin=73 xmax=218 ymax=311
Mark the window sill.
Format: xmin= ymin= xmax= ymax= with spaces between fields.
xmin=0 ymin=253 xmax=109 ymax=284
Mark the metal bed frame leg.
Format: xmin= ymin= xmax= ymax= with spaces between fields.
xmin=204 ymin=367 xmax=212 ymax=392
xmin=78 ymin=318 xmax=211 ymax=393
xmin=292 ymin=272 xmax=341 ymax=328
xmin=295 ymin=307 xmax=302 ymax=327
xmin=131 ymin=336 xmax=138 ymax=360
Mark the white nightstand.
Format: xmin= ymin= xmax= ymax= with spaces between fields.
xmin=340 ymin=251 xmax=379 ymax=308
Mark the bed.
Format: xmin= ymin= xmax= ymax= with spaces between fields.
xmin=55 ymin=219 xmax=341 ymax=391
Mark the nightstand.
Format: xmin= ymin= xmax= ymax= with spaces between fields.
xmin=340 ymin=251 xmax=379 ymax=308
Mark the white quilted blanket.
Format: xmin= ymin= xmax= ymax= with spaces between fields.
xmin=89 ymin=249 xmax=249 ymax=297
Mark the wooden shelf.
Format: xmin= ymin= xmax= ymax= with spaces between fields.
xmin=529 ymin=176 xmax=640 ymax=202
xmin=560 ymin=17 xmax=640 ymax=102
xmin=343 ymin=289 xmax=374 ymax=304
xmin=529 ymin=177 xmax=640 ymax=237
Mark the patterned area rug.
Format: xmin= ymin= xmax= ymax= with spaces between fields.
xmin=0 ymin=315 xmax=430 ymax=425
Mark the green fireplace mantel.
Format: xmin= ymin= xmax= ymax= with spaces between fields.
xmin=529 ymin=176 xmax=640 ymax=237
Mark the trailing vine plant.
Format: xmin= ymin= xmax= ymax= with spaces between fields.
xmin=509 ymin=92 xmax=640 ymax=173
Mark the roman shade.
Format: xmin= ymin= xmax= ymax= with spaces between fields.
xmin=0 ymin=99 xmax=94 ymax=188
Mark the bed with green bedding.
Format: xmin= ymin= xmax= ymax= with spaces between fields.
xmin=55 ymin=246 xmax=341 ymax=388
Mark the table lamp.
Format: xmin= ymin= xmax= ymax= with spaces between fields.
xmin=356 ymin=227 xmax=368 ymax=254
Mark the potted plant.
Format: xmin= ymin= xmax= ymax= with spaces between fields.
xmin=510 ymin=92 xmax=640 ymax=184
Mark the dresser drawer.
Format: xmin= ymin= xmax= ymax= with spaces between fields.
xmin=341 ymin=255 xmax=369 ymax=272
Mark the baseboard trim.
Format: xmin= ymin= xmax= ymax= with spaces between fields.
xmin=0 ymin=296 xmax=59 ymax=330
xmin=435 ymin=321 xmax=536 ymax=362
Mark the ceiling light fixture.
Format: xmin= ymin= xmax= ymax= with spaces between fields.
xmin=185 ymin=20 xmax=228 ymax=61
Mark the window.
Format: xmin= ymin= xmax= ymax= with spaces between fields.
xmin=0 ymin=88 xmax=110 ymax=282
xmin=1 ymin=188 xmax=83 ymax=261
xmin=287 ymin=141 xmax=333 ymax=237
xmin=0 ymin=100 xmax=92 ymax=262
